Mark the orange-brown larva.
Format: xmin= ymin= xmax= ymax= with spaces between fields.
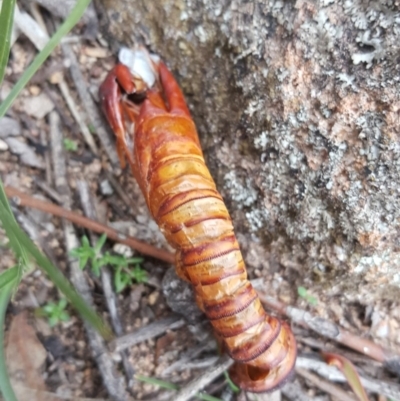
xmin=99 ymin=49 xmax=297 ymax=392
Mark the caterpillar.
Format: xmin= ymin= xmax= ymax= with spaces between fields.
xmin=99 ymin=48 xmax=297 ymax=393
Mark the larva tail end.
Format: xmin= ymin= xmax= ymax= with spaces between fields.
xmin=228 ymin=323 xmax=297 ymax=393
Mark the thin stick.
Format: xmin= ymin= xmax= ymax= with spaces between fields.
xmin=27 ymin=9 xmax=98 ymax=155
xmin=40 ymin=128 xmax=53 ymax=185
xmin=162 ymin=340 xmax=214 ymax=376
xmin=104 ymin=170 xmax=134 ymax=209
xmin=57 ymin=79 xmax=99 ymax=155
xmin=4 ymin=185 xmax=175 ymax=264
xmin=0 ymin=0 xmax=93 ymax=118
xmin=61 ymin=43 xmax=120 ymax=169
xmin=14 ymin=209 xmax=59 ymax=269
xmin=111 ymin=315 xmax=185 ymax=353
xmin=173 ymin=355 xmax=233 ymax=401
xmin=296 ymin=368 xmax=357 ymax=401
xmin=34 ymin=178 xmax=62 ymax=203
xmin=281 ymin=381 xmax=313 ymax=401
xmin=296 ymin=357 xmax=400 ymax=399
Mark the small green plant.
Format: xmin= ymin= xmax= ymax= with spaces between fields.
xmin=70 ymin=234 xmax=107 ymax=276
xmin=87 ymin=123 xmax=96 ymax=134
xmin=70 ymin=234 xmax=146 ymax=292
xmin=297 ymin=286 xmax=318 ymax=306
xmin=63 ymin=138 xmax=78 ymax=151
xmin=113 ymin=260 xmax=147 ymax=293
xmin=40 ymin=298 xmax=70 ymax=327
xmin=223 ymin=371 xmax=240 ymax=394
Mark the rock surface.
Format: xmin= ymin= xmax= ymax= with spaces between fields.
xmin=96 ymin=0 xmax=400 ymax=305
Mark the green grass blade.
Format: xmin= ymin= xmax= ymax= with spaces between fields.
xmin=0 ymin=181 xmax=31 ymax=269
xmin=0 ymin=267 xmax=19 ymax=401
xmin=0 ymin=267 xmax=18 ymax=290
xmin=135 ymin=374 xmax=178 ymax=391
xmin=223 ymin=371 xmax=239 ymax=393
xmin=0 ymin=0 xmax=16 ymax=86
xmin=0 ymin=183 xmax=112 ymax=339
xmin=0 ymin=0 xmax=92 ymax=118
xmin=135 ymin=375 xmax=224 ymax=401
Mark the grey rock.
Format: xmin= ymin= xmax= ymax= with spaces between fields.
xmin=100 ymin=179 xmax=114 ymax=196
xmin=21 ymin=93 xmax=54 ymax=120
xmin=0 ymin=117 xmax=21 ymax=138
xmin=97 ymin=0 xmax=400 ymax=304
xmin=162 ymin=267 xmax=204 ymax=324
xmin=5 ymin=137 xmax=44 ymax=169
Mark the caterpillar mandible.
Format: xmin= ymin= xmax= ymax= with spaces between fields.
xmin=99 ymin=48 xmax=297 ymax=393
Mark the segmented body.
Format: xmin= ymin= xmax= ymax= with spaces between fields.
xmin=99 ymin=53 xmax=297 ymax=392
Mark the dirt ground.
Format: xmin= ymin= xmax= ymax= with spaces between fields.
xmin=0 ymin=3 xmax=400 ymax=401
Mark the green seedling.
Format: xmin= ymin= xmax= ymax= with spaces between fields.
xmin=70 ymin=233 xmax=107 ymax=276
xmin=113 ymin=258 xmax=147 ymax=293
xmin=297 ymin=286 xmax=318 ymax=306
xmin=70 ymin=234 xmax=146 ymax=292
xmin=87 ymin=123 xmax=96 ymax=134
xmin=40 ymin=298 xmax=70 ymax=327
xmin=63 ymin=138 xmax=78 ymax=151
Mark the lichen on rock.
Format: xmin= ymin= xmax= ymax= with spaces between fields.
xmin=96 ymin=0 xmax=400 ymax=308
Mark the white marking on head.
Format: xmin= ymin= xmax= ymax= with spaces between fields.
xmin=118 ymin=47 xmax=157 ymax=88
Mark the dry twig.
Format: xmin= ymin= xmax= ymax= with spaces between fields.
xmin=281 ymin=381 xmax=314 ymax=401
xmin=297 ymin=357 xmax=400 ymax=399
xmin=33 ymin=178 xmax=63 ymax=203
xmin=111 ymin=315 xmax=185 ymax=353
xmin=173 ymin=355 xmax=233 ymax=401
xmin=57 ymin=79 xmax=99 ymax=155
xmin=5 ymin=185 xmax=175 ymax=264
xmin=25 ymin=7 xmax=99 ymax=156
xmin=61 ymin=43 xmax=120 ymax=168
xmin=39 ymin=128 xmax=53 ymax=185
xmin=161 ymin=339 xmax=214 ymax=377
xmin=296 ymin=367 xmax=357 ymax=401
xmin=103 ymin=169 xmax=134 ymax=210
xmin=13 ymin=209 xmax=58 ymax=269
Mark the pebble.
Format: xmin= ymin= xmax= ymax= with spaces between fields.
xmin=5 ymin=137 xmax=44 ymax=169
xmin=0 ymin=139 xmax=8 ymax=151
xmin=50 ymin=71 xmax=63 ymax=84
xmin=0 ymin=116 xmax=21 ymax=138
xmin=374 ymin=318 xmax=390 ymax=338
xmin=113 ymin=243 xmax=133 ymax=257
xmin=100 ymin=179 xmax=113 ymax=195
xmin=28 ymin=85 xmax=41 ymax=96
xmin=148 ymin=291 xmax=159 ymax=306
xmin=21 ymin=93 xmax=55 ymax=119
xmin=0 ymin=81 xmax=11 ymax=101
